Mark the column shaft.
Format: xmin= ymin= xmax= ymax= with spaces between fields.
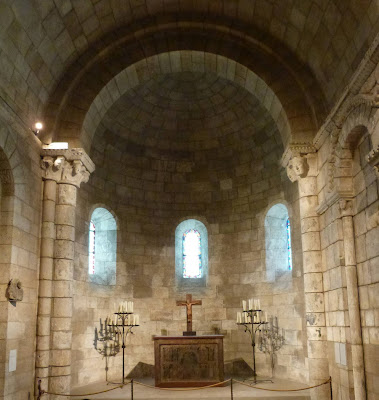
xmin=298 ymin=176 xmax=329 ymax=400
xmin=342 ymin=215 xmax=367 ymax=400
xmin=36 ymin=179 xmax=57 ymax=397
xmin=49 ymin=183 xmax=77 ymax=398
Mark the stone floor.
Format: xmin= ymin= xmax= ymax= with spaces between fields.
xmin=71 ymin=377 xmax=311 ymax=399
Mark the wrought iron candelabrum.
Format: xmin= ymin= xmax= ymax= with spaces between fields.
xmin=258 ymin=316 xmax=285 ymax=373
xmin=237 ymin=308 xmax=270 ymax=384
xmin=94 ymin=318 xmax=120 ymax=382
xmin=108 ymin=311 xmax=139 ymax=384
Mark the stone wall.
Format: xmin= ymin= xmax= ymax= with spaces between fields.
xmin=316 ymin=105 xmax=379 ymax=400
xmin=0 ymin=119 xmax=42 ymax=400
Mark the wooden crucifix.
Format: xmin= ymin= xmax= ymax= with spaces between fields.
xmin=176 ymin=294 xmax=202 ymax=336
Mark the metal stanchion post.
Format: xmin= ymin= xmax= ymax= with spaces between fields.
xmin=329 ymin=377 xmax=333 ymax=400
xmin=131 ymin=378 xmax=134 ymax=400
xmin=230 ymin=378 xmax=234 ymax=400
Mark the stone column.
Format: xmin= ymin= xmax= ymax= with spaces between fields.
xmin=285 ymin=149 xmax=330 ymax=399
xmin=339 ymin=199 xmax=367 ymax=400
xmin=36 ymin=156 xmax=65 ymax=397
xmin=37 ymin=149 xmax=94 ymax=398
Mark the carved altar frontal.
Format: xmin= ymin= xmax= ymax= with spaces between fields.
xmin=153 ymin=335 xmax=224 ymax=387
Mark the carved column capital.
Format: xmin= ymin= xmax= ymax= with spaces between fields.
xmin=281 ymin=142 xmax=316 ymax=182
xmin=286 ymin=155 xmax=309 ymax=182
xmin=366 ymin=145 xmax=379 ymax=179
xmin=41 ymin=155 xmax=65 ymax=181
xmin=339 ymin=198 xmax=355 ymax=217
xmin=41 ymin=148 xmax=95 ymax=187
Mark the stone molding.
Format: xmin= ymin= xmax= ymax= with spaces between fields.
xmin=280 ymin=142 xmax=316 ymax=169
xmin=366 ymin=145 xmax=379 ymax=178
xmin=316 ymin=191 xmax=355 ymax=215
xmin=41 ymin=148 xmax=95 ymax=187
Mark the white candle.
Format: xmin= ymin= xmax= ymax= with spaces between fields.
xmin=253 ymin=314 xmax=257 ymax=323
xmin=257 ymin=299 xmax=261 ymax=310
xmin=265 ymin=312 xmax=268 ymax=322
xmin=236 ymin=312 xmax=240 ymax=323
xmin=242 ymin=300 xmax=247 ymax=311
xmin=136 ymin=315 xmax=140 ymax=325
xmin=131 ymin=302 xmax=134 ymax=313
xmin=253 ymin=299 xmax=257 ymax=310
xmin=248 ymin=299 xmax=252 ymax=310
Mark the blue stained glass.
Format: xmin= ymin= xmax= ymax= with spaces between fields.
xmin=183 ymin=229 xmax=202 ymax=278
xmin=89 ymin=221 xmax=96 ymax=274
xmin=286 ymin=218 xmax=292 ymax=270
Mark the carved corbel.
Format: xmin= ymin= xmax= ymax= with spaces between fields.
xmin=339 ymin=198 xmax=355 ymax=218
xmin=366 ymin=145 xmax=379 ymax=179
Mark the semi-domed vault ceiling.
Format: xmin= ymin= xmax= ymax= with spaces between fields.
xmin=89 ymin=71 xmax=284 ymax=219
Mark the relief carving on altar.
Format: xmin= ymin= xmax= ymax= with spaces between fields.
xmin=161 ymin=344 xmax=218 ymax=381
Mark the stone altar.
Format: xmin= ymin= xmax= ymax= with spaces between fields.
xmin=153 ymin=335 xmax=224 ymax=387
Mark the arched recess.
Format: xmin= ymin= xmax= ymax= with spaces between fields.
xmin=333 ymin=103 xmax=378 ymax=399
xmin=40 ymin=18 xmax=327 ymax=151
xmin=88 ymin=206 xmax=118 ymax=286
xmin=264 ymin=203 xmax=293 ymax=282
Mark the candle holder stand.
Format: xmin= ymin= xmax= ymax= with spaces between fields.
xmin=108 ymin=312 xmax=139 ymax=385
xmin=258 ymin=317 xmax=285 ymax=375
xmin=237 ymin=310 xmax=272 ymax=385
xmin=94 ymin=318 xmax=120 ymax=382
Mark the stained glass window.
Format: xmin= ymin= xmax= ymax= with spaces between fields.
xmin=183 ymin=229 xmax=202 ymax=278
xmin=286 ymin=218 xmax=292 ymax=270
xmin=89 ymin=220 xmax=95 ymax=274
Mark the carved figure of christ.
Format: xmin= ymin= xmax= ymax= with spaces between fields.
xmin=176 ymin=294 xmax=202 ymax=334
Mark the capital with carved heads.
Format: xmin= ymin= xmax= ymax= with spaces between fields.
xmin=281 ymin=143 xmax=316 ymax=183
xmin=41 ymin=148 xmax=95 ymax=187
xmin=339 ymin=198 xmax=355 ymax=218
xmin=366 ymin=145 xmax=379 ymax=179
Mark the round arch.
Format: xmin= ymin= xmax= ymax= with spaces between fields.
xmin=41 ymin=18 xmax=327 ymax=151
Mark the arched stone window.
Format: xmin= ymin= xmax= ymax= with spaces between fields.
xmin=88 ymin=207 xmax=117 ymax=285
xmin=175 ymin=219 xmax=208 ymax=286
xmin=265 ymin=204 xmax=292 ymax=281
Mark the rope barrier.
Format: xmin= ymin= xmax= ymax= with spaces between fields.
xmin=134 ymin=378 xmax=231 ymax=391
xmin=233 ymin=377 xmax=331 ymax=392
xmin=37 ymin=376 xmax=332 ymax=398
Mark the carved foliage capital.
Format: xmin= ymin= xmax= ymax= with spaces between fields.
xmin=41 ymin=155 xmax=64 ymax=181
xmin=61 ymin=159 xmax=90 ymax=187
xmin=41 ymin=148 xmax=94 ymax=187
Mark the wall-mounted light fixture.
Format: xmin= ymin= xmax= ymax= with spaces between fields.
xmin=32 ymin=121 xmax=43 ymax=135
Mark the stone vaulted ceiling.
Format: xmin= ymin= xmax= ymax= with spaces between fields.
xmin=0 ymin=0 xmax=378 ymax=134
